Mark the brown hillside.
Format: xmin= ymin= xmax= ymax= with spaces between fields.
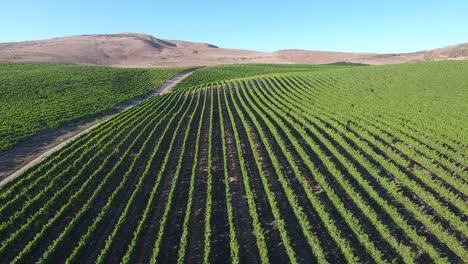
xmin=0 ymin=33 xmax=466 ymax=66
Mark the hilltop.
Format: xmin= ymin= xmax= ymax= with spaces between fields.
xmin=0 ymin=33 xmax=467 ymax=66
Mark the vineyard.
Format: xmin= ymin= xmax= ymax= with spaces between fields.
xmin=0 ymin=61 xmax=466 ymax=263
xmin=0 ymin=63 xmax=188 ymax=151
xmin=172 ymin=63 xmax=363 ymax=91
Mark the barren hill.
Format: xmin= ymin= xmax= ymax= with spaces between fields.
xmin=0 ymin=33 xmax=466 ymax=66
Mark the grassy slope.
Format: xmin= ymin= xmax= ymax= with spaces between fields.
xmin=0 ymin=63 xmax=188 ymax=151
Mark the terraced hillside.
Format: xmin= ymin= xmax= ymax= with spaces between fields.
xmin=0 ymin=61 xmax=466 ymax=263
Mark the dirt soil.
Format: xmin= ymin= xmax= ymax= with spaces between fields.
xmin=1 ymin=33 xmax=467 ymax=67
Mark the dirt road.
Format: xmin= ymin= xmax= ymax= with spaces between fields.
xmin=0 ymin=69 xmax=196 ymax=186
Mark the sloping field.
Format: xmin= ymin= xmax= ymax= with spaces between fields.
xmin=0 ymin=63 xmax=188 ymax=151
xmin=0 ymin=62 xmax=466 ymax=263
xmin=172 ymin=63 xmax=364 ymax=91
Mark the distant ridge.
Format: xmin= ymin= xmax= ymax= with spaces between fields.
xmin=0 ymin=33 xmax=467 ymax=67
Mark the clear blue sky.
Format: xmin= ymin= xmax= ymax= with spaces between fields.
xmin=1 ymin=0 xmax=467 ymax=53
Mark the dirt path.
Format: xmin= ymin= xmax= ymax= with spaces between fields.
xmin=0 ymin=69 xmax=196 ymax=186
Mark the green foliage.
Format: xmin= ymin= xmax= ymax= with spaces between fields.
xmin=173 ymin=63 xmax=361 ymax=91
xmin=0 ymin=63 xmax=187 ymax=150
xmin=310 ymin=61 xmax=468 ymax=147
xmin=0 ymin=61 xmax=466 ymax=263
